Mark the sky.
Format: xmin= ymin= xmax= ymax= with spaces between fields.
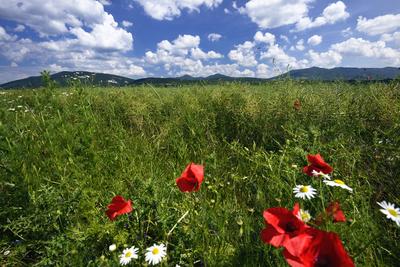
xmin=1 ymin=0 xmax=400 ymax=83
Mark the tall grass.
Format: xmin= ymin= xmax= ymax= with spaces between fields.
xmin=0 ymin=81 xmax=399 ymax=266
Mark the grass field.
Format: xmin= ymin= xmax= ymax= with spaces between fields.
xmin=0 ymin=81 xmax=399 ymax=266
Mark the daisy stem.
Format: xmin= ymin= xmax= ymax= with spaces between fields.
xmin=167 ymin=210 xmax=190 ymax=237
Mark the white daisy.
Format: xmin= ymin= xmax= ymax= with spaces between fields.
xmin=311 ymin=170 xmax=331 ymax=180
xmin=377 ymin=201 xmax=400 ymax=226
xmin=109 ymin=244 xmax=117 ymax=252
xmin=293 ymin=185 xmax=317 ymax=200
xmin=296 ymin=209 xmax=312 ymax=223
xmin=145 ymin=244 xmax=167 ymax=265
xmin=323 ymin=179 xmax=353 ymax=192
xmin=119 ymin=246 xmax=139 ymax=266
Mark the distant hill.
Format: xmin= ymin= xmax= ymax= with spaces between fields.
xmin=0 ymin=71 xmax=135 ymax=89
xmin=1 ymin=67 xmax=400 ymax=89
xmin=277 ymin=67 xmax=400 ymax=81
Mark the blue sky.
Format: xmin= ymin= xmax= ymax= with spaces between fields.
xmin=1 ymin=0 xmax=400 ymax=83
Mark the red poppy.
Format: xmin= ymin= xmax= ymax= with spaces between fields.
xmin=260 ymin=204 xmax=310 ymax=256
xmin=303 ymin=154 xmax=333 ymax=176
xmin=106 ymin=195 xmax=133 ymax=221
xmin=176 ymin=163 xmax=204 ymax=192
xmin=283 ymin=228 xmax=354 ymax=267
xmin=293 ymin=99 xmax=301 ymax=111
xmin=326 ymin=201 xmax=346 ymax=223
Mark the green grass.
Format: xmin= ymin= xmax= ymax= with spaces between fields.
xmin=0 ymin=81 xmax=399 ymax=266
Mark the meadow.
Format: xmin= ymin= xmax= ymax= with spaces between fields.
xmin=0 ymin=80 xmax=399 ymax=266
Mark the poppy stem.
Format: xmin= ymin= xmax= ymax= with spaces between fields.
xmin=167 ymin=210 xmax=190 ymax=237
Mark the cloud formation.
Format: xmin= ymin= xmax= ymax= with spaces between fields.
xmin=357 ymin=14 xmax=400 ymax=36
xmin=133 ymin=0 xmax=223 ymax=20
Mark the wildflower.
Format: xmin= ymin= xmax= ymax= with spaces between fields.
xmin=106 ymin=195 xmax=133 ymax=221
xmin=145 ymin=244 xmax=167 ymax=265
xmin=4 ymin=250 xmax=10 ymax=256
xmin=109 ymin=244 xmax=117 ymax=252
xmin=303 ymin=154 xmax=333 ymax=177
xmin=311 ymin=170 xmax=331 ymax=180
xmin=296 ymin=209 xmax=312 ymax=223
xmin=260 ymin=204 xmax=310 ymax=256
xmin=176 ymin=163 xmax=204 ymax=192
xmin=293 ymin=185 xmax=317 ymax=200
xmin=293 ymin=99 xmax=301 ymax=111
xmin=377 ymin=201 xmax=400 ymax=226
xmin=119 ymin=246 xmax=138 ymax=265
xmin=324 ymin=179 xmax=353 ymax=192
xmin=283 ymin=229 xmax=354 ymax=267
xmin=326 ymin=202 xmax=347 ymax=223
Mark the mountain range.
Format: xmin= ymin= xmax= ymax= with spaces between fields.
xmin=1 ymin=67 xmax=400 ymax=89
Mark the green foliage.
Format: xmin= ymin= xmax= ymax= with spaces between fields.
xmin=0 ymin=81 xmax=399 ymax=266
xmin=40 ymin=70 xmax=57 ymax=90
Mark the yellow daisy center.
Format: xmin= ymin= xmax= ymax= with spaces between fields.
xmin=334 ymin=179 xmax=345 ymax=185
xmin=301 ymin=213 xmax=311 ymax=221
xmin=125 ymin=251 xmax=132 ymax=258
xmin=388 ymin=208 xmax=399 ymax=217
xmin=152 ymin=248 xmax=159 ymax=255
xmin=300 ymin=186 xmax=309 ymax=193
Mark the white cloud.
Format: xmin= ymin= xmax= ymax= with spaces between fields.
xmin=69 ymin=15 xmax=133 ymax=51
xmin=224 ymin=8 xmax=230 ymax=14
xmin=356 ymin=14 xmax=400 ymax=36
xmin=0 ymin=36 xmax=145 ymax=79
xmin=122 ymin=20 xmax=133 ymax=28
xmin=295 ymin=1 xmax=349 ymax=31
xmin=261 ymin=44 xmax=308 ymax=70
xmin=0 ymin=26 xmax=15 ymax=41
xmin=341 ymin=27 xmax=352 ymax=37
xmin=133 ymin=0 xmax=223 ymax=20
xmin=0 ymin=1 xmax=141 ymax=80
xmin=254 ymin=31 xmax=275 ymax=45
xmin=307 ymin=35 xmax=322 ymax=46
xmin=49 ymin=63 xmax=64 ymax=72
xmin=14 ymin=25 xmax=26 ymax=32
xmin=98 ymin=0 xmax=112 ymax=5
xmin=256 ymin=63 xmax=273 ymax=78
xmin=11 ymin=62 xmax=18 ymax=67
xmin=208 ymin=33 xmax=222 ymax=42
xmin=143 ymin=35 xmax=259 ymax=78
xmin=228 ymin=41 xmax=258 ymax=67
xmin=0 ymin=0 xmax=108 ymax=36
xmin=331 ymin=37 xmax=400 ymax=65
xmin=322 ymin=1 xmax=349 ymax=23
xmin=308 ymin=50 xmax=342 ymax=68
xmin=0 ymin=0 xmax=133 ymax=52
xmin=381 ymin=32 xmax=400 ymax=46
xmin=190 ymin=48 xmax=222 ymax=60
xmin=239 ymin=0 xmax=311 ymax=29
xmin=280 ymin=35 xmax=290 ymax=43
xmin=296 ymin=39 xmax=305 ymax=51
xmin=144 ymin=34 xmax=222 ymax=71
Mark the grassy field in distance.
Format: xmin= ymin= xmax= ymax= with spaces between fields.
xmin=0 ymin=81 xmax=399 ymax=266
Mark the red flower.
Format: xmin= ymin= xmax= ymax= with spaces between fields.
xmin=106 ymin=195 xmax=133 ymax=221
xmin=176 ymin=163 xmax=204 ymax=192
xmin=260 ymin=204 xmax=310 ymax=256
xmin=283 ymin=229 xmax=354 ymax=267
xmin=326 ymin=202 xmax=346 ymax=223
xmin=303 ymin=154 xmax=333 ymax=176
